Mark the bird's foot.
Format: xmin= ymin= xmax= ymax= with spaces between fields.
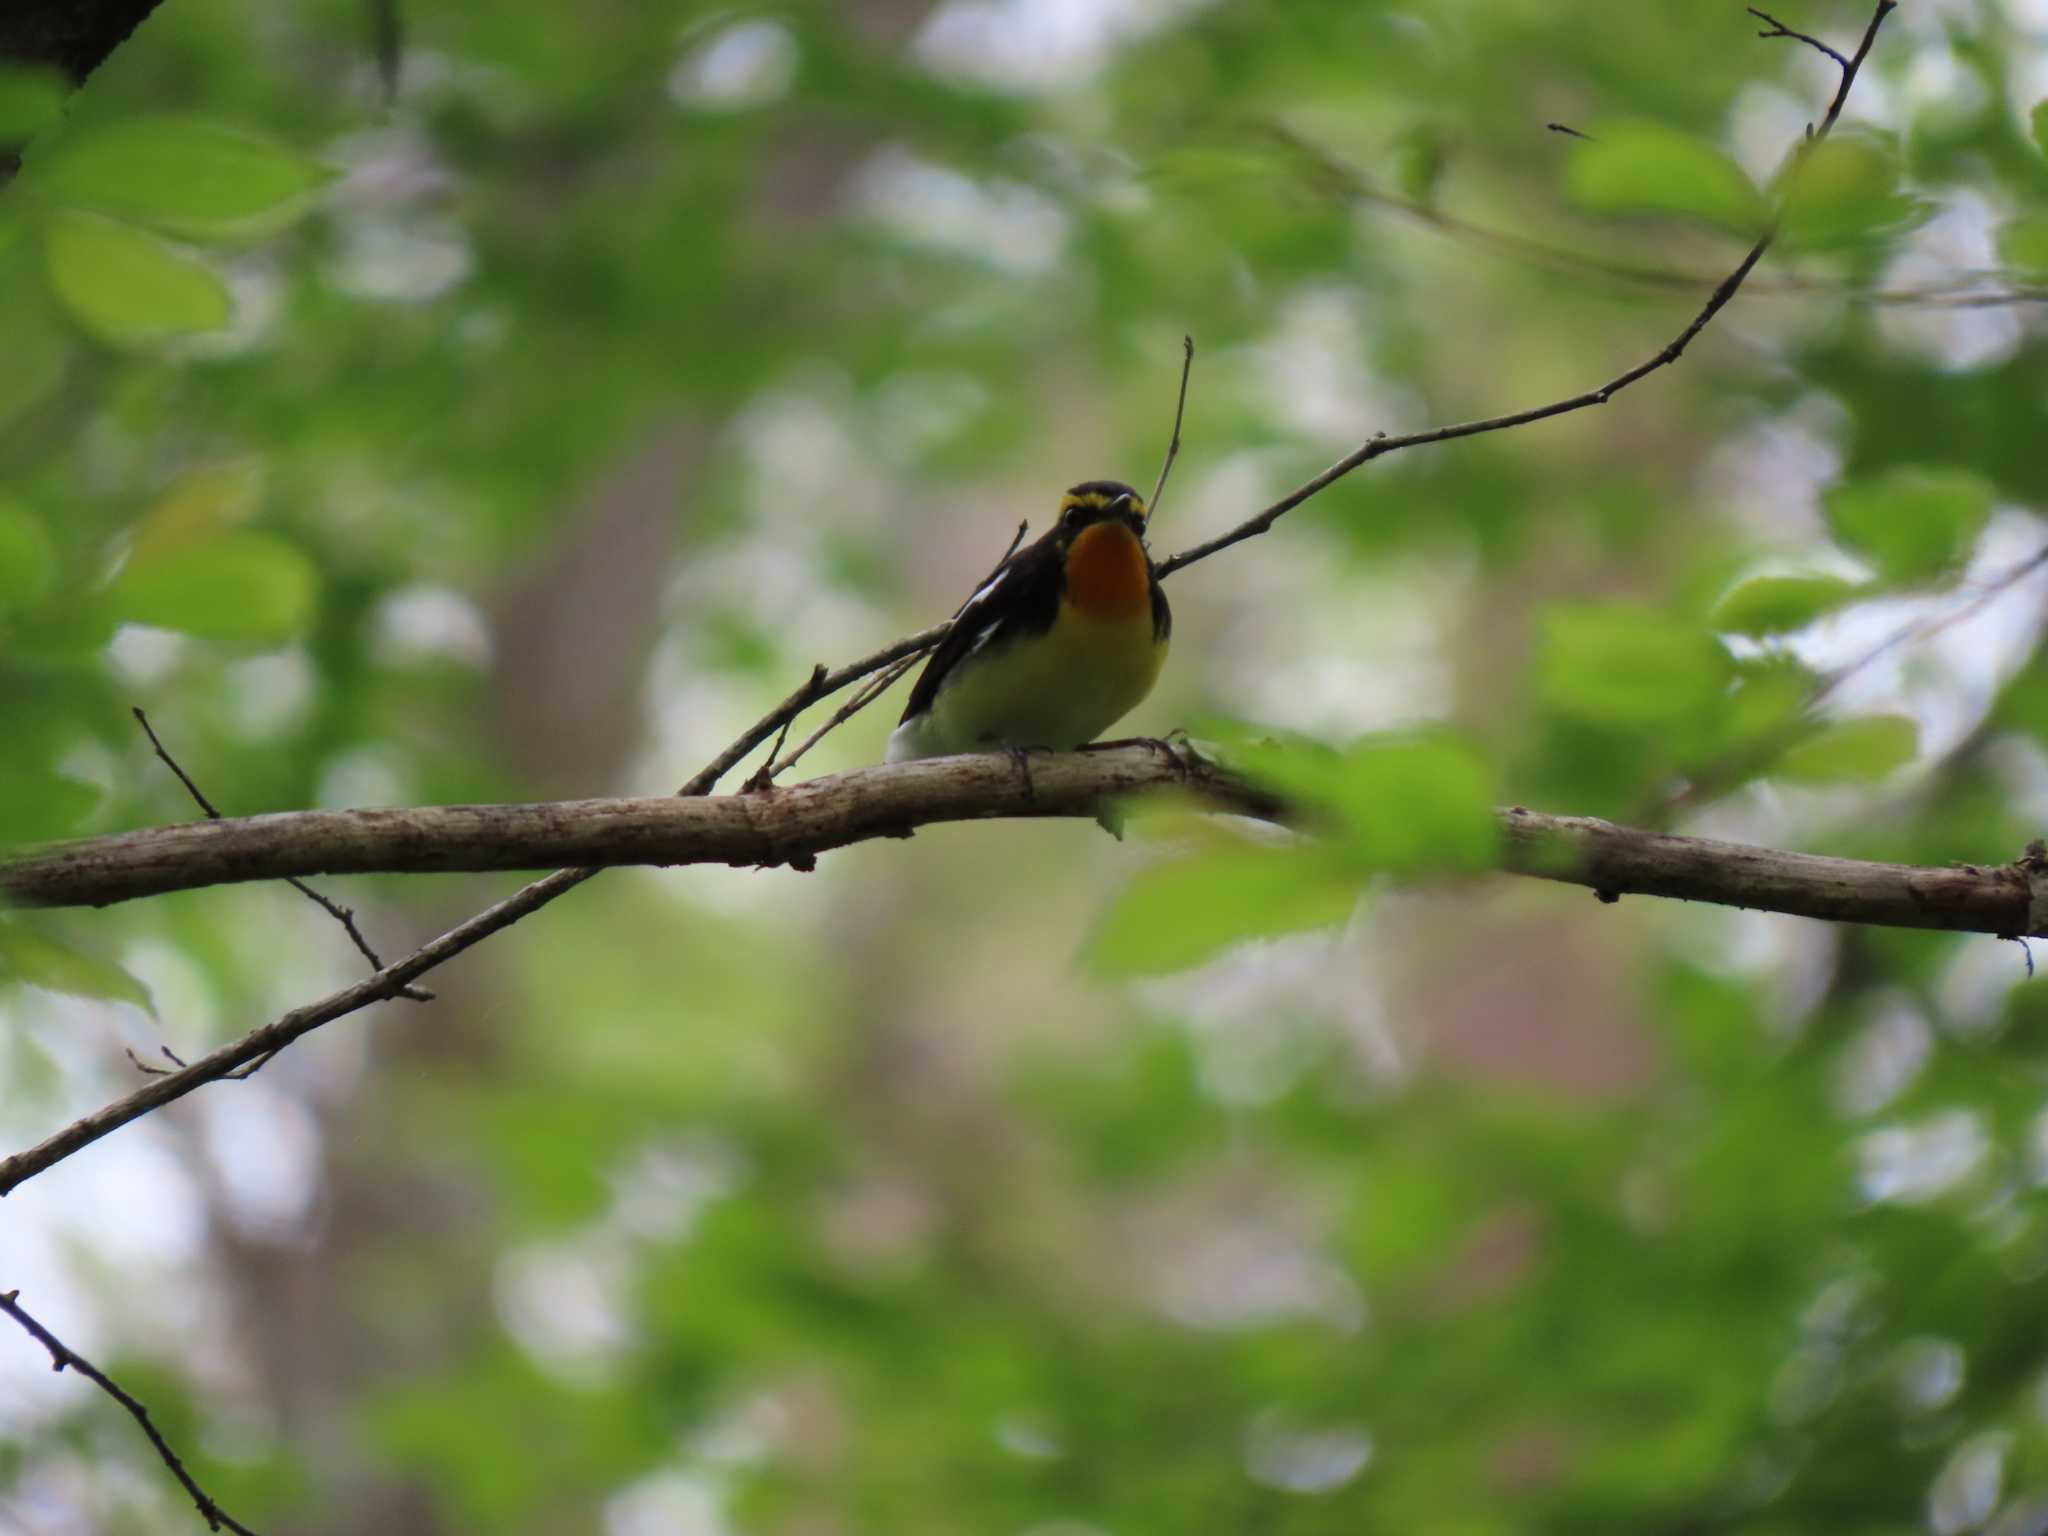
xmin=1082 ymin=732 xmax=1191 ymax=777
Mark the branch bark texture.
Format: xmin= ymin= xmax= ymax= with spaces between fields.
xmin=6 ymin=747 xmax=2040 ymax=942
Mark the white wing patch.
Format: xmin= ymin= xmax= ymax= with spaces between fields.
xmin=946 ymin=566 xmax=1020 ymax=673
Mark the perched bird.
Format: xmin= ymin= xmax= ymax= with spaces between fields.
xmin=887 ymin=480 xmax=1171 ymax=762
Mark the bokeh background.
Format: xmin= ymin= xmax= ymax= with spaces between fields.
xmin=9 ymin=0 xmax=2048 ymax=1531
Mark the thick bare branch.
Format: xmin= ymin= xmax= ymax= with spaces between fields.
xmin=4 ymin=749 xmax=1268 ymax=907
xmin=1502 ymin=811 xmax=2042 ymax=940
xmin=5 ymin=745 xmax=2041 ymax=938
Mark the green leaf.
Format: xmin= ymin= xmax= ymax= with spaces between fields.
xmin=2033 ymin=100 xmax=2048 ymax=160
xmin=102 ymin=529 xmax=318 ymax=643
xmin=1539 ymin=605 xmax=1732 ymax=729
xmin=27 ymin=116 xmax=334 ymax=241
xmin=1709 ymin=575 xmax=1862 ymax=637
xmin=0 ymin=919 xmax=154 ymax=1014
xmin=1233 ymin=731 xmax=1498 ymax=875
xmin=0 ymin=496 xmax=58 ymax=613
xmin=43 ymin=210 xmax=231 ymax=346
xmin=1824 ymin=466 xmax=1993 ymax=583
xmin=1565 ymin=119 xmax=1763 ymax=234
xmin=0 ymin=763 xmax=100 ymax=846
xmin=1390 ymin=123 xmax=1446 ymax=207
xmin=1084 ymin=843 xmax=1359 ymax=978
xmin=1775 ymin=714 xmax=1918 ymax=784
xmin=129 ymin=460 xmax=266 ymax=560
xmin=0 ymin=64 xmax=66 ymax=142
xmin=0 ymin=271 xmax=69 ymax=425
xmin=1997 ymin=213 xmax=2048 ymax=281
xmin=1776 ymin=135 xmax=1927 ymax=252
xmin=1711 ymin=659 xmax=1817 ymax=757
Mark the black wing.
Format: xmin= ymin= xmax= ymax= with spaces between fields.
xmin=898 ymin=531 xmax=1064 ymax=723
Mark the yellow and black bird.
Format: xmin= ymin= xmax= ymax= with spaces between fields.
xmin=887 ymin=480 xmax=1170 ymax=762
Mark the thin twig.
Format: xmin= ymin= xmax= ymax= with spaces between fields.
xmin=132 ymin=710 xmax=431 ymax=1002
xmin=0 ymin=1289 xmax=261 ymax=1536
xmin=1261 ymin=119 xmax=2046 ymax=313
xmin=678 ymin=625 xmax=947 ymax=798
xmin=132 ymin=709 xmax=224 ymax=817
xmin=1810 ymin=543 xmax=2048 ymax=713
xmin=1546 ymin=121 xmax=1594 ymax=141
xmin=766 ymin=653 xmax=922 ymax=781
xmin=1656 ymin=539 xmax=2048 ymax=820
xmin=1750 ymin=6 xmax=1849 ymax=69
xmin=1157 ymin=2 xmax=1896 ymax=581
xmin=123 ymin=1045 xmax=185 ymax=1077
xmin=1149 ymin=336 xmax=1195 ymax=518
xmin=987 ymin=518 xmax=1031 ymax=576
xmin=743 ymin=665 xmax=826 ymax=792
xmin=0 ymin=866 xmax=600 ymax=1195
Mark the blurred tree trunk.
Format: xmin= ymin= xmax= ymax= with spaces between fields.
xmin=195 ymin=2 xmax=948 ymax=1527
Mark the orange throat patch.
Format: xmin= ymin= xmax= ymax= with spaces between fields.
xmin=1064 ymin=521 xmax=1151 ymax=621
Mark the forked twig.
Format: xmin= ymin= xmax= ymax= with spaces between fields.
xmin=765 ymin=653 xmax=923 ymax=782
xmin=743 ymin=665 xmax=827 ymax=792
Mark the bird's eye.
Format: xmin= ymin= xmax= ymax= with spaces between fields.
xmin=1061 ymin=504 xmax=1084 ymax=530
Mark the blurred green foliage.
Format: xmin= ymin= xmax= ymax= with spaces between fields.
xmin=8 ymin=1 xmax=2048 ymax=1534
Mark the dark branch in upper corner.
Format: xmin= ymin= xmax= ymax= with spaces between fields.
xmin=0 ymin=1 xmax=166 ymax=84
xmin=1 ymin=1289 xmax=261 ymax=1536
xmin=1153 ymin=1 xmax=1896 ymax=580
xmin=131 ymin=710 xmax=431 ymax=1002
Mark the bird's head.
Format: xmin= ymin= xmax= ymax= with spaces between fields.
xmin=1055 ymin=481 xmax=1149 ymax=548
